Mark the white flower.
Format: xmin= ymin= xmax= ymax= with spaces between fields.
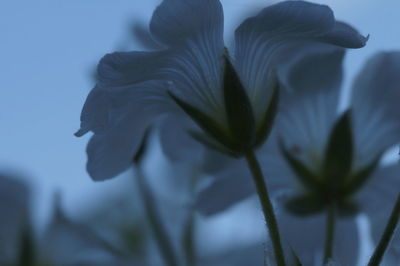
xmin=75 ymin=0 xmax=367 ymax=181
xmin=198 ymin=51 xmax=400 ymax=265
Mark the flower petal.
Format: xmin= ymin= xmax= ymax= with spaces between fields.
xmin=356 ymin=164 xmax=400 ymax=259
xmin=234 ymin=1 xmax=365 ymax=121
xmin=76 ymin=50 xmax=170 ymax=137
xmin=351 ymin=52 xmax=400 ymax=169
xmin=150 ymin=0 xmax=225 ymax=120
xmin=85 ymin=92 xmax=162 ymax=181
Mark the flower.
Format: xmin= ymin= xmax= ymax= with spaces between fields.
xmin=0 ymin=173 xmax=128 ymax=266
xmin=76 ymin=0 xmax=367 ymax=181
xmin=197 ymin=51 xmax=400 ymax=265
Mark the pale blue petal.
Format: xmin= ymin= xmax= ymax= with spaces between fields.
xmin=277 ymin=89 xmax=338 ymax=172
xmin=76 ymin=51 xmax=170 ymax=137
xmin=234 ymin=1 xmax=365 ymax=121
xmin=150 ymin=0 xmax=223 ymax=47
xmin=351 ymin=52 xmax=400 ymax=169
xmin=96 ymin=51 xmax=167 ymax=88
xmin=357 ymin=164 xmax=400 ymax=259
xmin=40 ymin=200 xmax=127 ymax=265
xmin=85 ymin=108 xmax=155 ymax=181
xmin=279 ymin=43 xmax=345 ymax=98
xmin=195 ymin=158 xmax=252 ymax=215
xmin=150 ymin=0 xmax=225 ymax=119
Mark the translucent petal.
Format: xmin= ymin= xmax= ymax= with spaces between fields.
xmin=234 ymin=1 xmax=366 ymax=122
xmin=351 ymin=52 xmax=400 ymax=169
xmin=277 ymin=89 xmax=339 ymax=173
xmin=356 ymin=164 xmax=400 ymax=259
xmin=40 ymin=200 xmax=127 ymax=265
xmin=150 ymin=0 xmax=225 ymax=120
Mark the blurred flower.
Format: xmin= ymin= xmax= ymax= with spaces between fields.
xmin=75 ymin=0 xmax=367 ymax=181
xmin=198 ymin=51 xmax=400 ymax=265
xmin=0 ymin=173 xmax=131 ymax=266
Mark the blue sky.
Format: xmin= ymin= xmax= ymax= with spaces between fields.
xmin=1 ymin=0 xmax=399 ymax=229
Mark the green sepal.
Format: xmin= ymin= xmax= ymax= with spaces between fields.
xmin=223 ymin=55 xmax=256 ymax=150
xmin=279 ymin=140 xmax=323 ymax=192
xmin=188 ymin=130 xmax=241 ymax=158
xmin=254 ymin=83 xmax=280 ymax=147
xmin=342 ymin=154 xmax=381 ymax=196
xmin=168 ymin=91 xmax=238 ymax=152
xmin=323 ymin=111 xmax=353 ymax=186
xmin=285 ymin=194 xmax=325 ymax=216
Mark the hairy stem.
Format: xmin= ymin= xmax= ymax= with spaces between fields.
xmin=245 ymin=150 xmax=286 ymax=266
xmin=368 ymin=193 xmax=400 ymax=266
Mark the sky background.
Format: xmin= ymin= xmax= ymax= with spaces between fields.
xmin=1 ymin=0 xmax=399 ymax=249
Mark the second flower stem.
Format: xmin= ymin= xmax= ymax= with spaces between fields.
xmin=367 ymin=193 xmax=400 ymax=266
xmin=323 ymin=203 xmax=336 ymax=264
xmin=245 ymin=150 xmax=286 ymax=266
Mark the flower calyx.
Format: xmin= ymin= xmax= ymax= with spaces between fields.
xmin=169 ymin=51 xmax=279 ymax=157
xmin=280 ymin=111 xmax=381 ymax=216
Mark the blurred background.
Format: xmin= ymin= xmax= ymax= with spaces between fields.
xmin=1 ymin=0 xmax=399 ymax=264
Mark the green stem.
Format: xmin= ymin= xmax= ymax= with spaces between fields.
xmin=245 ymin=150 xmax=286 ymax=266
xmin=367 ymin=193 xmax=400 ymax=266
xmin=323 ymin=203 xmax=336 ymax=264
xmin=136 ymin=170 xmax=179 ymax=266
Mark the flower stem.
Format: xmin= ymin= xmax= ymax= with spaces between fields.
xmin=367 ymin=193 xmax=400 ymax=266
xmin=136 ymin=170 xmax=179 ymax=266
xmin=323 ymin=203 xmax=336 ymax=264
xmin=245 ymin=150 xmax=286 ymax=266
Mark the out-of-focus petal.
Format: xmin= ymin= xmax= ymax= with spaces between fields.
xmin=40 ymin=199 xmax=129 ymax=266
xmin=277 ymin=89 xmax=338 ymax=172
xmin=351 ymin=52 xmax=400 ymax=170
xmin=279 ymin=43 xmax=345 ymax=99
xmin=0 ymin=174 xmax=30 ymax=265
xmin=75 ymin=50 xmax=170 ymax=137
xmin=356 ymin=164 xmax=400 ymax=260
xmin=234 ymin=1 xmax=365 ymax=122
xmin=150 ymin=0 xmax=225 ymax=120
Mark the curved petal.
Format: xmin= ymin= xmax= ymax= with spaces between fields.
xmin=76 ymin=50 xmax=171 ymax=137
xmin=351 ymin=52 xmax=400 ymax=169
xmin=277 ymin=210 xmax=359 ymax=266
xmin=195 ymin=158 xmax=252 ymax=216
xmin=150 ymin=0 xmax=225 ymax=120
xmin=279 ymin=43 xmax=345 ymax=98
xmin=234 ymin=1 xmax=365 ymax=122
xmin=84 ymin=82 xmax=168 ymax=181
